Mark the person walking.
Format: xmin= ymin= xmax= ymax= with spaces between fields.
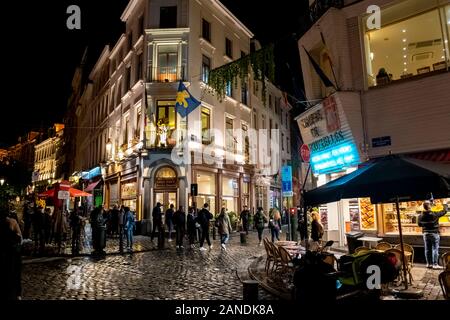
xmin=123 ymin=207 xmax=136 ymax=252
xmin=187 ymin=207 xmax=197 ymax=248
xmin=165 ymin=204 xmax=175 ymax=242
xmin=418 ymin=200 xmax=448 ymax=269
xmin=151 ymin=202 xmax=163 ymax=244
xmin=254 ymin=207 xmax=267 ymax=246
xmin=69 ymin=209 xmax=81 ymax=255
xmin=173 ymin=206 xmax=186 ymax=249
xmin=43 ymin=208 xmax=52 ymax=245
xmin=217 ymin=208 xmax=232 ymax=250
xmin=297 ymin=209 xmax=306 ymax=246
xmin=311 ymin=212 xmax=324 ymax=250
xmin=110 ymin=205 xmax=119 ymax=238
xmin=118 ymin=205 xmax=125 ymax=252
xmin=240 ymin=205 xmax=250 ymax=235
xmin=196 ymin=203 xmax=213 ymax=251
xmin=0 ymin=209 xmax=23 ymax=300
xmin=32 ymin=206 xmax=45 ymax=255
xmin=269 ymin=208 xmax=282 ymax=243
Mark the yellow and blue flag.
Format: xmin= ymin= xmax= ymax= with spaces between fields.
xmin=175 ymin=81 xmax=201 ymax=118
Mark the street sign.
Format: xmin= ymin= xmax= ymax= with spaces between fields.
xmin=281 ymin=166 xmax=293 ymax=197
xmin=58 ymin=190 xmax=70 ymax=200
xmin=300 ymin=144 xmax=310 ymax=162
xmin=191 ymin=183 xmax=198 ymax=196
xmin=281 ymin=166 xmax=292 ymax=182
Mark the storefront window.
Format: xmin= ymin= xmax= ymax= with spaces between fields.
xmin=222 ymin=176 xmax=239 ymax=197
xmin=364 ymin=1 xmax=449 ymax=87
xmin=197 ymin=171 xmax=216 ymax=195
xmin=383 ymin=198 xmax=450 ymax=235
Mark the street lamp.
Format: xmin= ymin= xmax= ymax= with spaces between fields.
xmin=0 ymin=178 xmax=4 ymax=186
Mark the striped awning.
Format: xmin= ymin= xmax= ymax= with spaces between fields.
xmin=407 ymin=149 xmax=450 ymax=163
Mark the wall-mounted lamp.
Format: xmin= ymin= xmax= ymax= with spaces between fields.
xmin=0 ymin=178 xmax=5 ymax=186
xmin=106 ymin=138 xmax=112 ymax=152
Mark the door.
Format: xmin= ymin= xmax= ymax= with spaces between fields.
xmin=155 ymin=191 xmax=177 ymax=212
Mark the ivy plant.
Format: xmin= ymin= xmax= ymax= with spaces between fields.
xmin=207 ymin=44 xmax=275 ymax=105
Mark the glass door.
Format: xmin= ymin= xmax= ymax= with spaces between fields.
xmin=155 ymin=192 xmax=177 ymax=212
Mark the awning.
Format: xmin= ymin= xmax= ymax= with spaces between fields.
xmin=408 ymin=149 xmax=450 ymax=163
xmin=85 ymin=180 xmax=101 ymax=192
xmin=37 ymin=188 xmax=92 ymax=198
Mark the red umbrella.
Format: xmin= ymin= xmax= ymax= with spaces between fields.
xmin=37 ymin=188 xmax=92 ymax=198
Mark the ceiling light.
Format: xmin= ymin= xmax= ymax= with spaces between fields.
xmin=442 ymin=56 xmax=446 ymax=59
xmin=402 ymin=38 xmax=407 ymax=42
xmin=445 ymin=40 xmax=449 ymax=44
xmin=370 ymin=52 xmax=374 ymax=60
xmin=404 ymin=68 xmax=407 ymax=72
xmin=403 ymin=62 xmax=407 ymax=65
xmin=402 ymin=29 xmax=406 ymax=33
xmin=403 ymin=55 xmax=407 ymax=58
xmin=403 ymin=47 xmax=407 ymax=51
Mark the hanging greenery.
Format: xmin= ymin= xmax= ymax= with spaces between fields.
xmin=207 ymin=44 xmax=275 ymax=105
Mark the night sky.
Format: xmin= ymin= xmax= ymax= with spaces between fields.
xmin=2 ymin=0 xmax=308 ymax=147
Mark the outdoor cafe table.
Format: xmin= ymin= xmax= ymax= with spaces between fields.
xmin=358 ymin=236 xmax=383 ymax=249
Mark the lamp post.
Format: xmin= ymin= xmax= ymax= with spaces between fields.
xmin=0 ymin=178 xmax=5 ymax=186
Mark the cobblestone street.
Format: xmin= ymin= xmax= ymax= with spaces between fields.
xmin=22 ymin=230 xmax=276 ymax=300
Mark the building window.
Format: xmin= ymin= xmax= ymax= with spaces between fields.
xmin=128 ymin=32 xmax=133 ymax=51
xmin=136 ymin=53 xmax=143 ymax=83
xmin=136 ymin=108 xmax=142 ymax=138
xmin=201 ymin=107 xmax=211 ymax=144
xmin=225 ymin=117 xmax=235 ymax=153
xmin=222 ymin=176 xmax=239 ymax=212
xmin=156 ymin=100 xmax=177 ymax=147
xmin=241 ymin=80 xmax=248 ymax=105
xmin=269 ymin=95 xmax=273 ymax=110
xmin=126 ymin=66 xmax=131 ymax=90
xmin=124 ymin=115 xmax=130 ymax=146
xmin=281 ymin=133 xmax=284 ymax=151
xmin=226 ymin=80 xmax=233 ymax=97
xmin=160 ymin=6 xmax=177 ymax=28
xmin=242 ymin=124 xmax=249 ymax=164
xmin=261 ymin=114 xmax=265 ymax=129
xmin=157 ymin=45 xmax=178 ymax=82
xmin=138 ymin=15 xmax=144 ymax=35
xmin=201 ymin=55 xmax=211 ymax=83
xmin=225 ymin=38 xmax=233 ymax=58
xmin=364 ymin=2 xmax=449 ymax=87
xmin=286 ymin=112 xmax=289 ymax=129
xmin=287 ymin=137 xmax=290 ymax=154
xmin=253 ymin=112 xmax=258 ymax=130
xmin=202 ymin=18 xmax=211 ymax=42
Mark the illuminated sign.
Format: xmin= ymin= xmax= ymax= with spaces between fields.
xmin=311 ymin=143 xmax=360 ymax=174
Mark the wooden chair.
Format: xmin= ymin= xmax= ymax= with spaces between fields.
xmin=440 ymin=252 xmax=450 ymax=271
xmin=277 ymin=246 xmax=295 ymax=274
xmin=263 ymin=238 xmax=275 ymax=275
xmin=268 ymin=241 xmax=282 ymax=273
xmin=375 ymin=242 xmax=392 ymax=251
xmin=394 ymin=243 xmax=414 ymax=267
xmin=439 ymin=271 xmax=450 ymax=300
xmin=355 ymin=246 xmax=370 ymax=254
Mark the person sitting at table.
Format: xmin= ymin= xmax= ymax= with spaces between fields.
xmin=311 ymin=212 xmax=324 ymax=251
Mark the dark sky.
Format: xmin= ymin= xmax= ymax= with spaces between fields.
xmin=2 ymin=0 xmax=308 ymax=147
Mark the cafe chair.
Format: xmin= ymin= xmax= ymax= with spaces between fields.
xmin=268 ymin=241 xmax=283 ymax=274
xmin=375 ymin=242 xmax=392 ymax=251
xmin=439 ymin=271 xmax=450 ymax=300
xmin=440 ymin=252 xmax=450 ymax=271
xmin=354 ymin=246 xmax=370 ymax=254
xmin=394 ymin=243 xmax=415 ymax=268
xmin=385 ymin=248 xmax=413 ymax=285
xmin=263 ymin=238 xmax=275 ymax=275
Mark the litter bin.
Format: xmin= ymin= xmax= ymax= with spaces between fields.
xmin=240 ymin=232 xmax=247 ymax=244
xmin=243 ymin=280 xmax=259 ymax=301
xmin=345 ymin=231 xmax=364 ymax=254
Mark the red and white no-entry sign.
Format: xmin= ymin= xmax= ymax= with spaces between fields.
xmin=300 ymin=144 xmax=310 ymax=163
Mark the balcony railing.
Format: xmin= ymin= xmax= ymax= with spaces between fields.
xmin=147 ymin=66 xmax=186 ymax=83
xmin=309 ymin=0 xmax=344 ymax=23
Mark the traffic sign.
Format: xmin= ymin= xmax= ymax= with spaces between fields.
xmin=300 ymin=144 xmax=310 ymax=163
xmin=281 ymin=166 xmax=293 ymax=197
xmin=281 ymin=166 xmax=292 ymax=182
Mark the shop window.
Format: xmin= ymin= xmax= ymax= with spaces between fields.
xmin=196 ymin=171 xmax=217 ymax=213
xmin=156 ymin=100 xmax=177 ymax=147
xmin=383 ymin=198 xmax=450 ymax=235
xmin=222 ymin=176 xmax=239 ymax=197
xmin=364 ymin=2 xmax=449 ymax=87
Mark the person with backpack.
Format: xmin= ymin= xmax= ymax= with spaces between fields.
xmin=269 ymin=208 xmax=282 ymax=243
xmin=254 ymin=207 xmax=267 ymax=246
xmin=123 ymin=207 xmax=136 ymax=252
xmin=196 ymin=203 xmax=213 ymax=251
xmin=240 ymin=205 xmax=250 ymax=235
xmin=217 ymin=208 xmax=232 ymax=250
xmin=173 ymin=206 xmax=186 ymax=249
xmin=165 ymin=204 xmax=175 ymax=242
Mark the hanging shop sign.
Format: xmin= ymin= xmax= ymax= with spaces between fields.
xmin=296 ymin=95 xmax=361 ymax=174
xmin=121 ymin=182 xmax=137 ymax=199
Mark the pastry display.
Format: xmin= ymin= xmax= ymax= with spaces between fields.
xmin=359 ymin=197 xmax=376 ymax=230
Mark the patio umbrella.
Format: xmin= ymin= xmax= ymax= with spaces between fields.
xmin=37 ymin=188 xmax=92 ymax=198
xmin=304 ymin=155 xmax=450 ymax=295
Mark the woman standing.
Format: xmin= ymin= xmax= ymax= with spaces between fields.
xmin=311 ymin=212 xmax=324 ymax=250
xmin=269 ymin=208 xmax=282 ymax=243
xmin=253 ymin=207 xmax=267 ymax=246
xmin=217 ymin=208 xmax=232 ymax=250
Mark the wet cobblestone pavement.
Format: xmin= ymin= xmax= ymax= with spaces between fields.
xmin=22 ymin=230 xmax=276 ymax=300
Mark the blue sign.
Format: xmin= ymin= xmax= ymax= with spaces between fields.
xmin=372 ymin=136 xmax=391 ymax=148
xmin=310 ymin=142 xmax=360 ymax=174
xmin=282 ymin=181 xmax=292 ymax=193
xmin=281 ymin=166 xmax=293 ymax=196
xmin=281 ymin=166 xmax=292 ymax=182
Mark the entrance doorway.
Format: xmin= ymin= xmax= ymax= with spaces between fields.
xmin=155 ymin=192 xmax=177 ymax=212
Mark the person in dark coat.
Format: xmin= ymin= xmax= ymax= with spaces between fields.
xmin=165 ymin=204 xmax=175 ymax=242
xmin=32 ymin=206 xmax=45 ymax=255
xmin=187 ymin=207 xmax=197 ymax=248
xmin=253 ymin=207 xmax=267 ymax=246
xmin=69 ymin=210 xmax=81 ymax=255
xmin=43 ymin=208 xmax=52 ymax=244
xmin=196 ymin=203 xmax=213 ymax=251
xmin=419 ymin=200 xmax=448 ymax=269
xmin=240 ymin=205 xmax=250 ymax=235
xmin=151 ymin=202 xmax=163 ymax=244
xmin=110 ymin=205 xmax=119 ymax=238
xmin=173 ymin=206 xmax=186 ymax=249
xmin=0 ymin=209 xmax=23 ymax=300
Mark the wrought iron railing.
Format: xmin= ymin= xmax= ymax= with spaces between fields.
xmin=147 ymin=66 xmax=186 ymax=83
xmin=309 ymin=0 xmax=344 ymax=23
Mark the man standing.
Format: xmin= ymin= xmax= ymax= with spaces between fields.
xmin=151 ymin=202 xmax=163 ymax=244
xmin=165 ymin=204 xmax=175 ymax=242
xmin=197 ymin=203 xmax=213 ymax=251
xmin=418 ymin=200 xmax=448 ymax=269
xmin=123 ymin=207 xmax=135 ymax=252
xmin=173 ymin=206 xmax=186 ymax=249
xmin=240 ymin=205 xmax=250 ymax=235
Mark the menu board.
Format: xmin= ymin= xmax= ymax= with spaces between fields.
xmin=319 ymin=205 xmax=328 ymax=231
xmin=349 ymin=199 xmax=360 ymax=231
xmin=359 ymin=198 xmax=376 ymax=230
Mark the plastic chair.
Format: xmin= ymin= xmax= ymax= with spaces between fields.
xmin=439 ymin=271 xmax=450 ymax=300
xmin=375 ymin=242 xmax=392 ymax=251
xmin=440 ymin=252 xmax=450 ymax=271
xmin=355 ymin=246 xmax=370 ymax=254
